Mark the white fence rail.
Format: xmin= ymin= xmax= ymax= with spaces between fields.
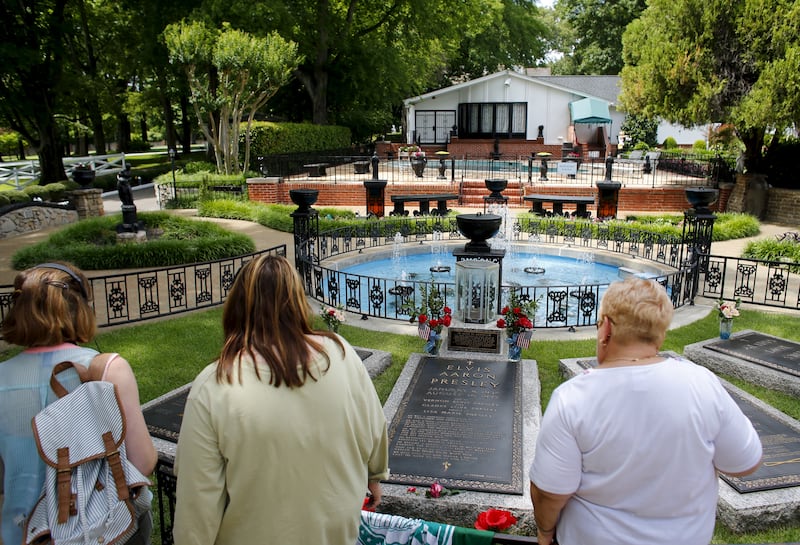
xmin=0 ymin=153 xmax=128 ymax=189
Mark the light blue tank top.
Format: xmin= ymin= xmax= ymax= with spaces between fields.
xmin=0 ymin=344 xmax=97 ymax=545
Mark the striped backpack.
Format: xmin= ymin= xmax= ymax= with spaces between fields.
xmin=23 ymin=359 xmax=151 ymax=545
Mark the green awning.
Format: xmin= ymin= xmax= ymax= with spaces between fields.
xmin=569 ymin=98 xmax=611 ymax=124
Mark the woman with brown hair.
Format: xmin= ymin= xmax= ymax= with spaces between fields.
xmin=173 ymin=255 xmax=389 ymax=545
xmin=0 ymin=261 xmax=157 ymax=545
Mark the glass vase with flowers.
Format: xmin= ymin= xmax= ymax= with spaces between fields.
xmin=716 ymin=298 xmax=741 ymax=340
xmin=496 ymin=290 xmax=538 ymax=362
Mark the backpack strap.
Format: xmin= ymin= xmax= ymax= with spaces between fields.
xmin=56 ymin=447 xmax=73 ymax=523
xmin=49 ymin=354 xmax=111 ymax=398
xmin=103 ymin=431 xmax=131 ymax=502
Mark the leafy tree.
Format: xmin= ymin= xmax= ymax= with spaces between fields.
xmin=165 ymin=21 xmax=302 ymax=174
xmin=445 ymin=0 xmax=549 ymax=81
xmin=552 ymin=0 xmax=646 ymax=75
xmin=619 ymin=113 xmax=658 ymax=149
xmin=619 ymin=0 xmax=800 ymax=174
xmin=0 ymin=0 xmax=70 ymax=184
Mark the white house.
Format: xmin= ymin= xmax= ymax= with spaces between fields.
xmin=402 ymin=69 xmax=708 ymax=156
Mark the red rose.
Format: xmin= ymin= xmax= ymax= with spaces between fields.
xmin=429 ymin=319 xmax=440 ymax=329
xmin=501 ymin=306 xmax=509 ymax=314
xmin=328 ymin=309 xmax=335 ymax=316
xmin=474 ymin=509 xmax=518 ymax=531
xmin=443 ymin=306 xmax=452 ymax=315
xmin=407 ymin=486 xmax=417 ymax=493
xmin=428 ymin=482 xmax=443 ymax=498
xmin=362 ymin=496 xmax=376 ymax=512
xmin=513 ymin=307 xmax=522 ymax=314
xmin=442 ymin=315 xmax=452 ymax=327
xmin=519 ymin=317 xmax=533 ymax=329
xmin=418 ymin=314 xmax=428 ymax=324
xmin=496 ymin=318 xmax=506 ymax=328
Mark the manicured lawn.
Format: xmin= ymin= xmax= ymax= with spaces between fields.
xmin=3 ymin=304 xmax=798 ymax=543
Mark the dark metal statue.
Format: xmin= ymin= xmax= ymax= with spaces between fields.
xmin=117 ymin=165 xmax=135 ymax=206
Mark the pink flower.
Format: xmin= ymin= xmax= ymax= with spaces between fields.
xmin=429 ymin=482 xmax=443 ymax=498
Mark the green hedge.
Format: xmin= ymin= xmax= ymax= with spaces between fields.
xmin=11 ymin=212 xmax=256 ymax=270
xmin=247 ymin=122 xmax=351 ymax=156
xmin=742 ymin=238 xmax=800 ymax=266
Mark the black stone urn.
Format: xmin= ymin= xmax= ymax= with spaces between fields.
xmin=484 ymin=178 xmax=508 ymax=199
xmin=456 ymin=213 xmax=502 ymax=253
xmin=685 ymin=187 xmax=718 ymax=214
xmin=289 ymin=189 xmax=319 ymax=212
xmin=410 ymin=155 xmax=427 ymax=178
xmin=71 ymin=164 xmax=95 ymax=188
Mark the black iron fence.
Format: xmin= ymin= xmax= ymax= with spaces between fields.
xmin=0 ymin=245 xmax=286 ymax=334
xmin=699 ymin=254 xmax=800 ymax=310
xmin=302 ymin=216 xmax=696 ymax=328
xmin=248 ymin=151 xmax=728 ymax=189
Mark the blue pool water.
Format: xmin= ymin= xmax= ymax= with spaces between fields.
xmin=339 ymin=251 xmax=621 ymax=287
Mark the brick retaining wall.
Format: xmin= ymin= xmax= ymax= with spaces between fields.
xmin=247 ymin=177 xmax=707 ymax=215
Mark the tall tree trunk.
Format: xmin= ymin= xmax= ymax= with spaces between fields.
xmin=162 ymin=91 xmax=177 ymax=151
xmin=117 ymin=113 xmax=131 ymax=152
xmin=17 ymin=137 xmax=26 ymax=160
xmin=89 ymin=104 xmax=106 ymax=155
xmin=140 ymin=115 xmax=148 ymax=143
xmin=180 ymin=94 xmax=192 ymax=154
xmin=37 ymin=121 xmax=66 ymax=185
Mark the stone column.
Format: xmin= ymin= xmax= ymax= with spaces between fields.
xmin=67 ymin=188 xmax=104 ymax=219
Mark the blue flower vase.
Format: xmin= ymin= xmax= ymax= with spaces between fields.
xmin=719 ymin=318 xmax=733 ymax=340
xmin=425 ymin=331 xmax=442 ymax=356
xmin=507 ymin=333 xmax=522 ymax=362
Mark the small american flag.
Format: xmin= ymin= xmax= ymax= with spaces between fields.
xmin=516 ymin=330 xmax=533 ymax=349
xmin=418 ymin=323 xmax=431 ymax=340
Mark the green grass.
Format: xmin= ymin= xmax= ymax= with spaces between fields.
xmin=4 ymin=304 xmax=797 ymax=542
xmin=10 ymin=212 xmax=256 ymax=270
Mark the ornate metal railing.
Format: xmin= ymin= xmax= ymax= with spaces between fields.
xmin=699 ymin=254 xmax=800 ymax=310
xmin=0 ymin=244 xmax=286 ymax=333
xmin=304 ymin=217 xmax=693 ymax=328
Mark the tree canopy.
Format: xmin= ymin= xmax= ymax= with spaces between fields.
xmin=164 ymin=21 xmax=302 ymax=174
xmin=619 ymin=0 xmax=800 ymax=173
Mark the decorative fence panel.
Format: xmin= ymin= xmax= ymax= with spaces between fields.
xmin=302 ymin=216 xmax=694 ymax=328
xmin=699 ymin=255 xmax=800 ymax=310
xmin=0 ymin=244 xmax=286 ymax=334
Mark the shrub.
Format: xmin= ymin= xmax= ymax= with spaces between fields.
xmin=23 ymin=184 xmax=52 ymax=200
xmin=4 ymin=190 xmax=31 ymax=204
xmin=183 ymin=161 xmax=216 ymax=174
xmin=42 ymin=182 xmax=69 ymax=201
xmin=663 ymin=136 xmax=678 ymax=149
xmin=11 ymin=212 xmax=256 ymax=270
xmin=693 ymin=140 xmax=707 ymax=151
xmin=742 ymin=238 xmax=800 ymax=264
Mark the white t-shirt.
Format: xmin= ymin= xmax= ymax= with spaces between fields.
xmin=530 ymin=356 xmax=762 ymax=545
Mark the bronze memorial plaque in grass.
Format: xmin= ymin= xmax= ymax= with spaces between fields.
xmin=386 ymin=356 xmax=523 ymax=494
xmin=720 ymin=391 xmax=800 ymax=493
xmin=706 ymin=332 xmax=800 ymax=377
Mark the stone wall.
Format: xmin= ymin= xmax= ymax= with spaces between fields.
xmin=0 ymin=204 xmax=78 ymax=239
xmin=725 ymin=174 xmax=799 ymax=226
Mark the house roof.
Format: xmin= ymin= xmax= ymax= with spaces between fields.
xmin=403 ymin=70 xmax=622 ymax=106
xmin=530 ymin=75 xmax=621 ymax=104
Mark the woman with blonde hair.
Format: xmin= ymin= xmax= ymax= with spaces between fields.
xmin=530 ymin=277 xmax=762 ymax=545
xmin=0 ymin=261 xmax=157 ymax=545
xmin=173 ymin=254 xmax=389 ymax=545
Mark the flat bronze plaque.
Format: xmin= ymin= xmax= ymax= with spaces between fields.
xmin=721 ymin=391 xmax=800 ymax=493
xmin=144 ymin=388 xmax=188 ymax=442
xmin=386 ymin=356 xmax=523 ymax=494
xmin=447 ymin=328 xmax=502 ymax=354
xmin=706 ymin=332 xmax=800 ymax=377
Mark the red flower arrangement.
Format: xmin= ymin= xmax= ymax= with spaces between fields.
xmin=474 ymin=508 xmax=518 ymax=532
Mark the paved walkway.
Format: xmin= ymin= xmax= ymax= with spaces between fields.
xmin=0 ymin=184 xmax=795 ymax=339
